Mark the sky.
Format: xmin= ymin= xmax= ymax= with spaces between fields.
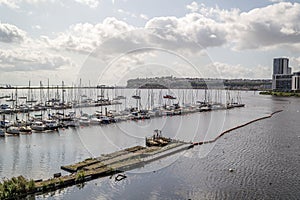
xmin=0 ymin=0 xmax=300 ymax=86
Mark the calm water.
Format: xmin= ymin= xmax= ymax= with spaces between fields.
xmin=1 ymin=91 xmax=300 ymax=199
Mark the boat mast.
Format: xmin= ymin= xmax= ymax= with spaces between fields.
xmin=15 ymin=86 xmax=18 ymax=111
xmin=204 ymin=89 xmax=207 ymax=104
xmin=40 ymin=81 xmax=43 ymax=105
xmin=47 ymin=79 xmax=50 ymax=106
xmin=62 ymin=81 xmax=65 ymax=116
xmin=27 ymin=80 xmax=30 ymax=103
xmin=151 ymin=89 xmax=154 ymax=110
xmin=182 ymin=90 xmax=185 ymax=106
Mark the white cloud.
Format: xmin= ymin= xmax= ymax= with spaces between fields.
xmin=186 ymin=1 xmax=199 ymax=12
xmin=0 ymin=22 xmax=26 ymax=43
xmin=41 ymin=15 xmax=212 ymax=64
xmin=269 ymin=0 xmax=285 ymax=2
xmin=32 ymin=25 xmax=41 ymax=30
xmin=44 ymin=17 xmax=135 ymax=54
xmin=0 ymin=0 xmax=56 ymax=9
xmin=24 ymin=0 xmax=49 ymax=3
xmin=211 ymin=62 xmax=271 ymax=79
xmin=4 ymin=1 xmax=299 ymax=53
xmin=140 ymin=14 xmax=149 ymax=20
xmin=116 ymin=8 xmax=149 ymax=20
xmin=117 ymin=8 xmax=150 ymax=19
xmin=0 ymin=49 xmax=73 ymax=72
xmin=74 ymin=0 xmax=100 ymax=8
xmin=145 ymin=13 xmax=228 ymax=49
xmin=0 ymin=0 xmax=18 ymax=8
xmin=0 ymin=0 xmax=99 ymax=9
xmin=290 ymin=56 xmax=300 ymax=72
xmin=183 ymin=2 xmax=300 ymax=51
xmin=232 ymin=2 xmax=300 ymax=50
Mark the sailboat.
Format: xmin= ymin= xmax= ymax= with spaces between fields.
xmin=132 ymin=95 xmax=141 ymax=99
xmin=6 ymin=126 xmax=20 ymax=136
xmin=163 ymin=94 xmax=176 ymax=99
xmin=19 ymin=126 xmax=32 ymax=134
xmin=0 ymin=128 xmax=5 ymax=137
xmin=198 ymin=89 xmax=212 ymax=112
xmin=226 ymin=90 xmax=245 ymax=109
xmin=232 ymin=91 xmax=245 ymax=108
xmin=26 ymin=81 xmax=38 ymax=104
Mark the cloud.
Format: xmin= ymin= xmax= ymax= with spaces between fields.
xmin=183 ymin=2 xmax=300 ymax=51
xmin=38 ymin=9 xmax=258 ymax=68
xmin=0 ymin=0 xmax=55 ymax=9
xmin=145 ymin=13 xmax=228 ymax=49
xmin=269 ymin=0 xmax=285 ymax=2
xmin=117 ymin=8 xmax=149 ymax=20
xmin=43 ymin=15 xmax=212 ymax=66
xmin=140 ymin=14 xmax=149 ymax=20
xmin=0 ymin=49 xmax=73 ymax=72
xmin=0 ymin=22 xmax=26 ymax=43
xmin=0 ymin=0 xmax=19 ymax=8
xmin=74 ymin=0 xmax=100 ymax=8
xmin=186 ymin=1 xmax=199 ymax=12
xmin=290 ymin=56 xmax=300 ymax=72
xmin=117 ymin=8 xmax=137 ymax=18
xmin=4 ymin=1 xmax=299 ymax=53
xmin=24 ymin=0 xmax=49 ymax=3
xmin=44 ymin=17 xmax=135 ymax=54
xmin=32 ymin=25 xmax=41 ymax=30
xmin=232 ymin=2 xmax=300 ymax=50
xmin=0 ymin=0 xmax=99 ymax=9
xmin=210 ymin=62 xmax=271 ymax=79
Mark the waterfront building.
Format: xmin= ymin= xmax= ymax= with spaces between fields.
xmin=272 ymin=58 xmax=292 ymax=91
xmin=273 ymin=74 xmax=293 ymax=92
xmin=292 ymin=72 xmax=300 ymax=91
xmin=273 ymin=58 xmax=290 ymax=75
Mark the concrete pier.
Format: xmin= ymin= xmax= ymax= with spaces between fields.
xmin=22 ymin=141 xmax=192 ymax=197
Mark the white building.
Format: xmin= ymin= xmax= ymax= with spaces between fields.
xmin=292 ymin=72 xmax=300 ymax=91
xmin=272 ymin=58 xmax=292 ymax=91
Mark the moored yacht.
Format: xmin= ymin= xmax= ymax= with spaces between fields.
xmin=6 ymin=126 xmax=20 ymax=136
xmin=19 ymin=126 xmax=32 ymax=134
xmin=0 ymin=128 xmax=5 ymax=137
xmin=78 ymin=117 xmax=90 ymax=126
xmin=90 ymin=117 xmax=102 ymax=125
xmin=44 ymin=119 xmax=59 ymax=131
xmin=31 ymin=121 xmax=47 ymax=132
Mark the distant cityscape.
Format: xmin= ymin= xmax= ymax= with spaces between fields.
xmin=127 ymin=57 xmax=300 ymax=92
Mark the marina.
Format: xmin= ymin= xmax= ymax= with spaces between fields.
xmin=1 ymin=1 xmax=299 ymax=199
xmin=0 ymin=85 xmax=245 ymax=137
xmin=0 ymin=89 xmax=298 ymax=199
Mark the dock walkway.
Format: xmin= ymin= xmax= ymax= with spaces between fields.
xmin=21 ymin=141 xmax=193 ymax=198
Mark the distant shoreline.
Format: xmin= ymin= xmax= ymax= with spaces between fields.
xmin=259 ymin=91 xmax=300 ymax=97
xmin=127 ymin=77 xmax=271 ymax=90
